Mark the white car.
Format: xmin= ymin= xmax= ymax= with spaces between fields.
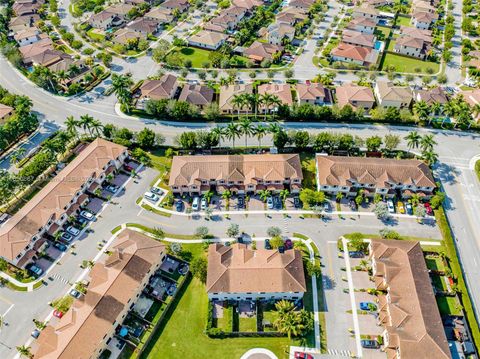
xmin=267 ymin=197 xmax=274 ymax=209
xmin=192 ymin=197 xmax=200 ymax=211
xmin=144 ymin=192 xmax=159 ymax=202
xmin=66 ymin=226 xmax=80 ymax=236
xmin=387 ymin=200 xmax=395 ymax=214
xmin=80 ymin=210 xmax=94 ymax=221
xmin=201 ymin=198 xmax=207 ymax=210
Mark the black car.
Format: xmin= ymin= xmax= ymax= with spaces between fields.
xmin=175 ymin=201 xmax=183 ymax=212
xmin=264 ymin=239 xmax=272 ymax=250
xmin=53 ymin=242 xmax=67 ymax=252
xmin=237 ymin=196 xmax=245 ymax=209
xmin=349 ymin=251 xmax=364 ymax=258
xmin=361 ymin=340 xmax=380 ymax=349
xmin=273 ymin=196 xmax=282 ymax=209
xmin=293 ymin=197 xmax=301 ymax=209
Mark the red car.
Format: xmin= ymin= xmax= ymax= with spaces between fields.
xmin=123 ymin=164 xmax=134 ymax=172
xmin=294 ymin=352 xmax=314 ymax=359
xmin=424 ymin=202 xmax=433 ymax=216
xmin=53 ymin=310 xmax=64 ymax=318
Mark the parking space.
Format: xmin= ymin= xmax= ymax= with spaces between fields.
xmin=112 ymin=173 xmax=130 ymax=188
xmin=45 ymin=245 xmax=63 ymax=260
xmin=85 ymin=197 xmax=104 ymax=214
xmin=34 ymin=258 xmax=54 ymax=273
xmin=248 ymin=196 xmax=264 ymax=211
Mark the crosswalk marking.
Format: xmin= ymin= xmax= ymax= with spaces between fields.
xmin=283 ymin=215 xmax=288 ymax=234
xmin=327 ymin=349 xmax=352 ymax=356
xmin=50 ymin=273 xmax=70 ymax=285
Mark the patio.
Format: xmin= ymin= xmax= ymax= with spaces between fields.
xmin=133 ymin=295 xmax=154 ymax=318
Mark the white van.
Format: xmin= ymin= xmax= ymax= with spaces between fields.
xmin=192 ymin=197 xmax=200 ymax=211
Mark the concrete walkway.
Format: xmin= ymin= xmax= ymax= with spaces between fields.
xmin=240 ymin=348 xmax=278 ymax=359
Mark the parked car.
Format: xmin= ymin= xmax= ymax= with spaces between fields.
xmin=60 ymin=232 xmax=73 ymax=243
xmin=406 ymin=202 xmax=413 ymax=215
xmin=53 ymin=242 xmax=67 ymax=252
xmin=53 ymin=310 xmax=64 ymax=318
xmin=294 ymin=352 xmax=314 ymax=359
xmin=150 ymin=187 xmax=163 ymax=195
xmin=69 ymin=289 xmax=82 ymax=298
xmin=80 ymin=210 xmax=94 ymax=221
xmin=66 ymin=226 xmax=80 ymax=237
xmin=192 ymin=197 xmax=200 ymax=211
xmin=175 ymin=201 xmax=183 ymax=212
xmin=397 ymin=201 xmax=405 ymax=214
xmin=201 ymin=197 xmax=207 ymax=210
xmin=285 ymin=239 xmax=293 ymax=250
xmin=273 ymin=196 xmax=281 ymax=209
xmin=267 ymin=197 xmax=274 ymax=209
xmin=323 ymin=202 xmax=331 ymax=212
xmin=144 ymin=192 xmax=159 ymax=203
xmin=264 ymin=239 xmax=272 ymax=250
xmin=361 ymin=339 xmax=380 ymax=349
xmin=349 ymin=200 xmax=357 ymax=210
xmin=237 ymin=195 xmax=245 ymax=209
xmin=123 ymin=164 xmax=134 ymax=172
xmin=425 ymin=202 xmax=433 ymax=215
xmin=105 ymin=184 xmax=119 ymax=193
xmin=349 ymin=251 xmax=364 ymax=258
xmin=387 ymin=200 xmax=395 ymax=213
xmin=360 ymin=302 xmax=377 ymax=311
xmin=293 ymin=196 xmax=301 ymax=209
xmin=27 ymin=264 xmax=43 ymax=277
xmin=31 ymin=329 xmax=40 ymax=339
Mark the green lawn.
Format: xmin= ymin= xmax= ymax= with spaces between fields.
xmin=239 ymin=316 xmax=257 ymax=332
xmin=177 ymin=47 xmax=212 ymax=68
xmin=425 ymin=256 xmax=446 ymax=271
xmin=216 ymin=305 xmax=233 ymax=332
xmin=140 ymin=243 xmax=292 ymax=359
xmin=475 ymin=159 xmax=480 ymax=182
xmin=386 ymin=40 xmax=396 ymax=52
xmin=380 ymin=53 xmax=440 ymax=73
xmin=300 ymin=152 xmax=316 ymax=190
xmin=87 ymin=28 xmax=105 ymax=41
xmin=432 ymin=275 xmax=449 ymax=292
xmin=436 ymin=296 xmax=463 ymax=316
xmin=395 ymin=15 xmax=412 ymax=27
xmin=374 ymin=26 xmax=392 ymax=40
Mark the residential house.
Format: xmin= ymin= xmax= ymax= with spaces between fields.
xmin=276 ymin=7 xmax=308 ymax=26
xmin=374 ymin=81 xmax=412 ymax=108
xmin=139 ymin=74 xmax=178 ymax=101
xmin=178 ymin=84 xmax=214 ymax=109
xmin=161 ymin=0 xmax=190 ymax=13
xmin=394 ymin=35 xmax=429 ymax=59
xmin=412 ymin=0 xmax=436 ymax=13
xmin=412 ymin=11 xmax=437 ymax=29
xmin=331 ymin=43 xmax=379 ymax=66
xmin=187 ymin=30 xmax=228 ymax=50
xmin=316 ymin=155 xmax=436 ymax=198
xmin=232 ymin=0 xmax=262 ymax=11
xmin=342 ymin=29 xmax=376 ymax=48
xmin=144 ymin=7 xmax=174 ymax=24
xmin=414 ymin=87 xmax=448 ymax=105
xmin=352 ymin=4 xmax=379 ymax=23
xmin=168 ymin=154 xmax=303 ymax=195
xmin=0 ymin=104 xmax=14 ymax=122
xmin=28 ymin=48 xmax=76 ymax=72
xmin=9 ymin=14 xmax=40 ymax=32
xmin=112 ymin=28 xmax=143 ymax=45
xmin=218 ymin=84 xmax=254 ymax=114
xmin=296 ymin=83 xmax=331 ymax=105
xmin=127 ymin=17 xmax=161 ymax=35
xmin=289 ymin=0 xmax=315 ymax=11
xmin=370 ymin=240 xmax=451 ymax=359
xmin=33 ymin=230 xmax=166 ymax=359
xmin=19 ymin=38 xmax=53 ymax=65
xmin=243 ymin=41 xmax=283 ymax=62
xmin=266 ymin=22 xmax=296 ymax=46
xmin=0 ymin=138 xmax=128 ymax=267
xmin=457 ymin=88 xmax=480 ymax=122
xmin=365 ymin=0 xmax=392 ymax=7
xmin=206 ymin=243 xmax=307 ymax=301
xmin=257 ymin=83 xmax=293 ymax=110
xmin=398 ymin=26 xmax=433 ymax=43
xmin=12 ymin=0 xmax=42 ymax=16
xmin=88 ymin=4 xmax=134 ymax=30
xmin=335 ymin=83 xmax=375 ymax=111
xmin=13 ymin=27 xmax=47 ymax=46
xmin=347 ymin=17 xmax=376 ymax=34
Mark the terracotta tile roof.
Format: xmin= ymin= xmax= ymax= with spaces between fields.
xmin=127 ymin=17 xmax=160 ymax=34
xmin=342 ymin=29 xmax=376 ymax=47
xmin=29 ymin=48 xmax=72 ymax=69
xmin=161 ymin=0 xmax=189 ymax=11
xmin=414 ymin=87 xmax=448 ymax=105
xmin=232 ymin=0 xmax=262 ymax=10
xmin=33 ymin=230 xmax=165 ymax=359
xmin=218 ymin=84 xmax=253 ymax=112
xmin=375 ymin=81 xmax=412 ymax=102
xmin=289 ymin=0 xmax=315 ymax=9
xmin=370 ymin=240 xmax=450 ymax=359
xmin=335 ymin=83 xmax=375 ymax=109
xmin=458 ymin=88 xmax=480 ymax=107
xmin=0 ymin=139 xmax=126 ymax=261
xmin=296 ymin=83 xmax=327 ymax=101
xmin=243 ymin=40 xmax=283 ymax=61
xmin=107 ymin=3 xmax=134 ymax=15
xmin=413 ymin=10 xmax=438 ymax=23
xmin=347 ymin=17 xmax=376 ymax=29
xmin=144 ymin=7 xmax=173 ymax=23
xmin=169 ymin=154 xmax=303 ymax=187
xmin=395 ymin=35 xmax=425 ymax=49
xmin=353 ymin=3 xmax=379 ymax=16
xmin=316 ymin=155 xmax=435 ymax=188
xmin=0 ymin=104 xmax=13 ymax=120
xmin=188 ymin=30 xmax=228 ymax=47
xmin=206 ymin=243 xmax=306 ymax=294
xmin=140 ymin=74 xmax=178 ymax=100
xmin=113 ymin=28 xmax=143 ymax=44
xmin=178 ymin=84 xmax=214 ymax=106
xmin=331 ymin=42 xmax=378 ymax=64
xmin=257 ymin=83 xmax=293 ymax=105
xmin=19 ymin=38 xmax=53 ymax=63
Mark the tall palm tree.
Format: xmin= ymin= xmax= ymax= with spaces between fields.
xmin=238 ymin=117 xmax=254 ymax=147
xmin=246 ymin=93 xmax=260 ymax=118
xmin=258 ymin=189 xmax=271 ymax=202
xmin=231 ymin=94 xmax=244 ymax=119
xmin=420 ymin=134 xmax=437 ymax=152
xmin=89 ymin=118 xmax=103 ymax=137
xmin=110 ymin=73 xmax=133 ymax=112
xmin=254 ymin=124 xmax=267 ymax=148
xmin=210 ymin=126 xmax=225 ymax=147
xmin=224 ymin=122 xmax=239 ymax=149
xmin=65 ymin=116 xmax=79 ymax=139
xmin=270 ymin=95 xmax=282 ymax=121
xmin=78 ymin=114 xmax=95 ymax=136
xmin=413 ymin=100 xmax=430 ymax=123
xmin=275 ymin=299 xmax=295 ymax=315
xmin=404 ymin=131 xmax=421 ymax=150
xmin=422 ymin=149 xmax=439 ymax=166
xmin=260 ymin=93 xmax=274 ymax=120
xmin=16 ymin=345 xmax=32 ymax=359
xmin=268 ymin=122 xmax=282 ymax=134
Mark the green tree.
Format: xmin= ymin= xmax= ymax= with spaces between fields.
xmin=190 ymin=256 xmax=207 ymax=283
xmin=365 ymin=135 xmax=383 ymax=151
xmin=267 ymin=226 xmax=282 ymax=237
xmin=136 ymin=128 xmax=156 ymax=149
xmin=404 ymin=131 xmax=421 ymax=150
xmin=226 ymin=223 xmax=240 ymax=237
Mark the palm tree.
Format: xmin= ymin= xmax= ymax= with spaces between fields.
xmin=78 ymin=114 xmax=95 ymax=136
xmin=65 ymin=116 xmax=79 ymax=139
xmin=16 ymin=345 xmax=32 ymax=358
xmin=274 ymin=311 xmax=305 ymax=340
xmin=404 ymin=131 xmax=421 ymax=150
xmin=413 ymin=100 xmax=431 ymax=123
xmin=89 ymin=118 xmax=103 ymax=137
xmin=254 ymin=124 xmax=267 ymax=148
xmin=246 ymin=93 xmax=260 ymax=118
xmin=210 ymin=126 xmax=225 ymax=147
xmin=260 ymin=93 xmax=274 ymax=120
xmin=270 ymin=95 xmax=282 ymax=121
xmin=420 ymin=134 xmax=437 ymax=152
xmin=422 ymin=149 xmax=439 ymax=166
xmin=268 ymin=122 xmax=282 ymax=134
xmin=231 ymin=94 xmax=244 ymax=119
xmin=279 ymin=189 xmax=289 ymax=208
xmin=10 ymin=147 xmax=26 ymax=166
xmin=258 ymin=189 xmax=271 ymax=202
xmin=238 ymin=117 xmax=254 ymax=147
xmin=410 ymin=193 xmax=420 ymax=206
xmin=110 ymin=73 xmax=133 ymax=112
xmin=275 ymin=299 xmax=295 ymax=315
xmin=224 ymin=122 xmax=239 ymax=149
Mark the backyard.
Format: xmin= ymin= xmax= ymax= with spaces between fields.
xmin=395 ymin=15 xmax=412 ymax=27
xmin=300 ymin=152 xmax=316 ymax=190
xmin=177 ymin=47 xmax=212 ymax=68
xmin=436 ymin=296 xmax=463 ymax=316
xmin=380 ymin=53 xmax=440 ymax=73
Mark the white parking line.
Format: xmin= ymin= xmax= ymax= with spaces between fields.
xmin=2 ymin=304 xmax=14 ymax=317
